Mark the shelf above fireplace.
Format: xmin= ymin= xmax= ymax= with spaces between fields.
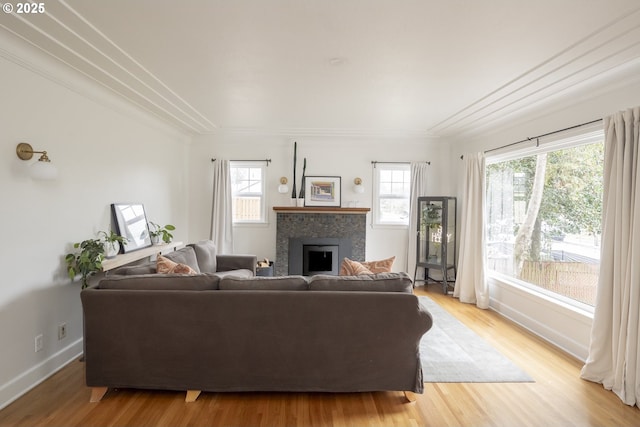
xmin=273 ymin=206 xmax=370 ymax=214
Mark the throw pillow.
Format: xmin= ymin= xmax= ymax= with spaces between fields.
xmin=362 ymin=256 xmax=395 ymax=273
xmin=156 ymin=254 xmax=197 ymax=275
xmin=339 ymin=258 xmax=374 ymax=276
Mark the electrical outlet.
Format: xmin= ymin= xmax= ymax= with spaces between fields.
xmin=35 ymin=334 xmax=43 ymax=352
xmin=58 ymin=323 xmax=67 ymax=340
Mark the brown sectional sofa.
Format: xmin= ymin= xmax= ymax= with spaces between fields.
xmin=81 ymin=241 xmax=433 ymax=403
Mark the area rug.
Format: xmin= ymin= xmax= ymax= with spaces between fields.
xmin=418 ymin=296 xmax=534 ymax=383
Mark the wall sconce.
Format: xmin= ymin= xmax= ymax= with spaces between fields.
xmin=16 ymin=142 xmax=58 ymax=180
xmin=353 ymin=177 xmax=365 ymax=194
xmin=278 ymin=177 xmax=289 ymax=194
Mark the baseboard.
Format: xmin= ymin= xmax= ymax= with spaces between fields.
xmin=488 ymin=280 xmax=592 ymax=362
xmin=0 ymin=338 xmax=83 ymax=411
xmin=490 ymin=300 xmax=589 ymax=361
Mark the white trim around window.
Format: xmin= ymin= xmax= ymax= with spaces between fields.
xmin=230 ymin=161 xmax=267 ymax=224
xmin=372 ymin=163 xmax=411 ymax=227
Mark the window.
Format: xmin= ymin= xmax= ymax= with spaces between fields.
xmin=230 ymin=161 xmax=266 ymax=223
xmin=374 ymin=163 xmax=411 ymax=225
xmin=485 ymin=129 xmax=604 ymax=308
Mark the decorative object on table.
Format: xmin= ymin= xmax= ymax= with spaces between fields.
xmin=148 ymin=222 xmax=176 ymax=244
xmin=111 ymin=203 xmax=152 ymax=252
xmin=65 ymin=238 xmax=105 ymax=289
xmin=291 ymin=141 xmax=298 ymax=203
xmin=304 ymin=176 xmax=341 ymax=207
xmin=98 ymin=230 xmax=127 ymax=258
xmin=277 ymin=177 xmax=289 ymax=194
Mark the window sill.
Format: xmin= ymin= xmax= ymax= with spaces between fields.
xmin=488 ymin=271 xmax=594 ymax=319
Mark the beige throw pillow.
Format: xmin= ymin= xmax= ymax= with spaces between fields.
xmin=339 ymin=256 xmax=396 ymax=276
xmin=157 ymin=254 xmax=198 ymax=275
xmin=339 ymin=258 xmax=374 ymax=276
xmin=362 ymin=256 xmax=395 ymax=273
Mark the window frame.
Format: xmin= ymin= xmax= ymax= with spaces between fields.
xmin=229 ymin=161 xmax=267 ymax=225
xmin=484 ymin=125 xmax=604 ymax=313
xmin=372 ymin=163 xmax=411 ymax=227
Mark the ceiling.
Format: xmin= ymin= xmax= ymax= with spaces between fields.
xmin=2 ymin=0 xmax=640 ymax=138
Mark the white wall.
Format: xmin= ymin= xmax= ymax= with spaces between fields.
xmin=450 ymin=79 xmax=640 ymax=361
xmin=188 ymin=134 xmax=451 ymax=272
xmin=0 ymin=32 xmax=190 ymax=409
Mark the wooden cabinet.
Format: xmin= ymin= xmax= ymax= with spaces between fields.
xmin=415 ymin=197 xmax=456 ymax=293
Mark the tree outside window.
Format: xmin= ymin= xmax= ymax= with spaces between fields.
xmin=486 ymin=140 xmax=603 ymax=306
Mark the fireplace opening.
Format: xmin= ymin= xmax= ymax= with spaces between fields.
xmin=288 ymin=237 xmax=352 ymax=276
xmin=303 ymin=245 xmax=339 ymax=276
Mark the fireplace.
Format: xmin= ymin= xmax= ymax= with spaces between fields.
xmin=274 ymin=207 xmax=369 ymax=276
xmin=289 ymin=237 xmax=352 ymax=276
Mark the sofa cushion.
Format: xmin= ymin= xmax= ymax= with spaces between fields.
xmin=188 ymin=240 xmax=217 ymax=273
xmin=212 ymin=269 xmax=254 ymax=279
xmin=156 ymin=255 xmax=198 ymax=275
xmin=220 ymin=275 xmax=308 ymax=290
xmin=98 ymin=273 xmax=220 ymax=290
xmin=309 ymin=272 xmax=413 ymax=293
xmin=106 ymin=261 xmax=156 ymax=276
xmin=162 ymin=247 xmax=201 ymax=273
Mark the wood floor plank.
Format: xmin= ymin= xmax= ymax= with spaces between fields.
xmin=1 ymin=283 xmax=639 ymax=426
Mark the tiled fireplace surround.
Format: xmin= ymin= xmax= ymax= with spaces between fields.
xmin=274 ymin=208 xmax=369 ymax=276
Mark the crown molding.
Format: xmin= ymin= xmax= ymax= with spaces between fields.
xmin=428 ymin=7 xmax=640 ymax=138
xmin=202 ymin=126 xmax=437 ymax=139
xmin=0 ymin=0 xmax=216 ymax=134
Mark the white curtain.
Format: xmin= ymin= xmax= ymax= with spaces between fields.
xmin=407 ymin=162 xmax=430 ymax=277
xmin=453 ymin=152 xmax=489 ymax=309
xmin=581 ymin=107 xmax=640 ymax=406
xmin=210 ymin=159 xmax=234 ymax=254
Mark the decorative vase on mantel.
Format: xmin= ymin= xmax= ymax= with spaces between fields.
xmin=297 ymin=158 xmax=306 ymax=207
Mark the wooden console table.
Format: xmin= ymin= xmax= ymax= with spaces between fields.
xmin=102 ymin=241 xmax=184 ymax=271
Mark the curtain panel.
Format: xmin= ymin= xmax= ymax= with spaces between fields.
xmin=210 ymin=159 xmax=234 ymax=254
xmin=453 ymin=152 xmax=489 ymax=308
xmin=407 ymin=162 xmax=429 ymax=275
xmin=581 ymin=106 xmax=640 ymax=406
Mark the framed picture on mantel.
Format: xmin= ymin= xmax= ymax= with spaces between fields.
xmin=304 ymin=176 xmax=341 ymax=207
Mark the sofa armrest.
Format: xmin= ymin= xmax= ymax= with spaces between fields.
xmin=216 ymin=254 xmax=257 ymax=275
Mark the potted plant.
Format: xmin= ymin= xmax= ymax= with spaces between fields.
xmin=65 ymin=231 xmax=128 ymax=288
xmin=98 ymin=230 xmax=127 ymax=258
xmin=65 ymin=238 xmax=105 ymax=289
xmin=148 ymin=222 xmax=176 ymax=244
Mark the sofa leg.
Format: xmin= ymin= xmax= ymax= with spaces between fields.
xmin=404 ymin=391 xmax=417 ymax=402
xmin=90 ymin=387 xmax=108 ymax=403
xmin=185 ymin=390 xmax=201 ymax=402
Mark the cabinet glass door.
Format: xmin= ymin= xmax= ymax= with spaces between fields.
xmin=419 ymin=199 xmax=444 ymax=266
xmin=445 ymin=198 xmax=455 ymax=267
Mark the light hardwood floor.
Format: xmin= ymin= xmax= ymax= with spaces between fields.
xmin=1 ymin=283 xmax=639 ymax=427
